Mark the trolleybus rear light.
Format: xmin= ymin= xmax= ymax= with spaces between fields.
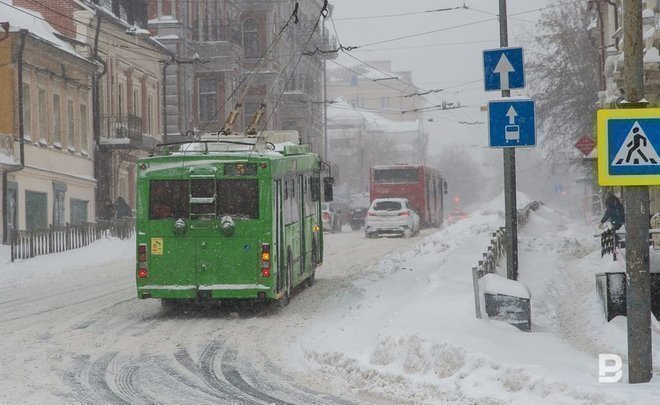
xmin=261 ymin=243 xmax=271 ymax=277
xmin=138 ymin=244 xmax=148 ymax=277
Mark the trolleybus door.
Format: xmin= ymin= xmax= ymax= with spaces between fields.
xmin=275 ymin=180 xmax=284 ymax=293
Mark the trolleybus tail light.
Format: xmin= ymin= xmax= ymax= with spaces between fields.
xmin=399 ymin=211 xmax=410 ymax=216
xmin=138 ymin=243 xmax=148 ymax=278
xmin=261 ymin=243 xmax=271 ymax=277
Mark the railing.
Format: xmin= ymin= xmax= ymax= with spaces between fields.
xmin=598 ymin=228 xmax=660 ymax=261
xmin=472 ymin=201 xmax=542 ymax=318
xmin=100 ymin=114 xmax=142 ymax=142
xmin=10 ymin=218 xmax=134 ymax=262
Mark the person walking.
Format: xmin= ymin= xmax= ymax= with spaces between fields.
xmin=99 ymin=198 xmax=115 ymax=221
xmin=600 ymin=192 xmax=625 ymax=231
xmin=115 ymin=196 xmax=132 ymax=219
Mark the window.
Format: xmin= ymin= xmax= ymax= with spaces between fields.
xmin=285 ymin=177 xmax=299 ymax=224
xmin=80 ymin=104 xmax=88 ymax=151
xmin=380 ymin=97 xmax=389 ymax=109
xmin=25 ymin=190 xmax=47 ymax=231
xmin=118 ymin=82 xmax=125 ymax=116
xmin=242 ymin=18 xmax=259 ymax=58
xmin=53 ymin=94 xmax=61 ymax=144
xmin=38 ymin=88 xmax=47 ymax=142
xmin=22 ymin=83 xmax=31 ymax=137
xmin=199 ymin=79 xmax=217 ymax=122
xmin=53 ymin=182 xmax=67 ymax=226
xmin=149 ymin=180 xmax=189 ymax=220
xmin=147 ymin=96 xmax=153 ymax=134
xmin=373 ymin=168 xmax=420 ymax=184
xmin=133 ymin=89 xmax=140 ymax=116
xmin=217 ymin=179 xmax=259 ymax=219
xmin=70 ymin=199 xmax=88 ymax=225
xmin=190 ymin=179 xmax=216 ymax=218
xmin=67 ymin=100 xmax=75 ymax=148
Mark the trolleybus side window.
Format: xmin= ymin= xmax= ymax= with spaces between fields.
xmin=217 ymin=179 xmax=259 ymax=219
xmin=150 ymin=180 xmax=189 ymax=219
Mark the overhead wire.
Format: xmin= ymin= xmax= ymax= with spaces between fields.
xmin=200 ymin=1 xmax=302 ymax=135
xmin=256 ymin=1 xmax=329 ymax=137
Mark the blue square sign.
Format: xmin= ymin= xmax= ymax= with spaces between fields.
xmin=488 ymin=98 xmax=536 ymax=148
xmin=483 ymin=47 xmax=525 ymax=91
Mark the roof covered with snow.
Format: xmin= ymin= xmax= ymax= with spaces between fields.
xmin=327 ymin=98 xmax=420 ymax=133
xmin=0 ymin=0 xmax=80 ymax=57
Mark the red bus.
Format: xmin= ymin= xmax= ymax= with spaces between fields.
xmin=370 ymin=164 xmax=447 ymax=228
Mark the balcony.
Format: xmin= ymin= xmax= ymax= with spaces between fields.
xmin=99 ymin=114 xmax=144 ymax=149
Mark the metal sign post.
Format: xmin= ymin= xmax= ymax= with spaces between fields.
xmin=499 ymin=0 xmax=518 ymax=280
xmin=596 ymin=0 xmax=652 ymax=384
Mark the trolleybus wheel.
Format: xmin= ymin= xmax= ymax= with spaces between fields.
xmin=161 ymin=299 xmax=179 ymax=311
xmin=305 ymin=270 xmax=315 ymax=287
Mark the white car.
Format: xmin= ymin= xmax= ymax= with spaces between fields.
xmin=321 ymin=202 xmax=342 ymax=233
xmin=364 ymin=198 xmax=420 ymax=238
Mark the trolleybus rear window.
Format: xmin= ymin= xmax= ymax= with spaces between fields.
xmin=373 ymin=168 xmax=419 ymax=184
xmin=150 ymin=180 xmax=190 ymax=219
xmin=217 ymin=179 xmax=259 ymax=219
xmin=149 ymin=179 xmax=258 ymax=220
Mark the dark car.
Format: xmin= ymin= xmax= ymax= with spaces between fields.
xmin=348 ymin=193 xmax=371 ymax=231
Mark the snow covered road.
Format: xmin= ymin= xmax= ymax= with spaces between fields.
xmin=0 ymin=227 xmax=431 ymax=404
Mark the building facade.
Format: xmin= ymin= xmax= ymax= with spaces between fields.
xmin=148 ymin=0 xmax=334 ymax=155
xmin=0 ymin=3 xmax=96 ymax=243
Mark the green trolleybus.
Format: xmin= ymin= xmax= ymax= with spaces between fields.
xmin=135 ymin=132 xmax=332 ymax=307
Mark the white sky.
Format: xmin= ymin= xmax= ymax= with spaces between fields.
xmin=1 ymin=192 xmax=659 ymax=403
xmin=326 ymin=0 xmax=553 ymax=155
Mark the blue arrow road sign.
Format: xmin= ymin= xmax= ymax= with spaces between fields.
xmin=488 ymin=98 xmax=536 ymax=148
xmin=483 ymin=47 xmax=525 ymax=91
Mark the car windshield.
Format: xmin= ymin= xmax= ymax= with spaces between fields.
xmin=373 ymin=201 xmax=402 ymax=211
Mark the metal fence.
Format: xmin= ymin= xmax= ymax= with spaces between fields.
xmin=10 ymin=218 xmax=134 ymax=262
xmin=472 ymin=201 xmax=542 ymax=318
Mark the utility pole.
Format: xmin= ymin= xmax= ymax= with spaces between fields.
xmin=622 ymin=0 xmax=652 ymax=384
xmin=499 ymin=0 xmax=518 ymax=280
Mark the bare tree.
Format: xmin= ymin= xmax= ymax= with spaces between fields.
xmin=527 ymin=1 xmax=600 ymax=170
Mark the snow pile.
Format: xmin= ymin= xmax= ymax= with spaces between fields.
xmin=298 ymin=192 xmax=659 ymax=404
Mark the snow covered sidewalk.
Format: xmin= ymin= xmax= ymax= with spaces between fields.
xmin=297 ymin=194 xmax=660 ymax=404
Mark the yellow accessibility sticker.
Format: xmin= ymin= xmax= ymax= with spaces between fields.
xmin=151 ymin=238 xmax=163 ymax=255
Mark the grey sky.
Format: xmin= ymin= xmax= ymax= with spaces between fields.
xmin=325 ymin=0 xmax=553 ymax=153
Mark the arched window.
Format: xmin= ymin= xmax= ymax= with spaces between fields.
xmin=242 ymin=18 xmax=259 ymax=58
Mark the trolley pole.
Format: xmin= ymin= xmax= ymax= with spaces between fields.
xmin=499 ymin=0 xmax=518 ymax=280
xmin=622 ymin=0 xmax=652 ymax=384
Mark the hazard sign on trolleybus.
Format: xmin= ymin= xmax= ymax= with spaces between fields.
xmin=597 ymin=108 xmax=660 ymax=185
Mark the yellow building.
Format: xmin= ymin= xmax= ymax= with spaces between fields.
xmin=0 ymin=4 xmax=96 ymax=243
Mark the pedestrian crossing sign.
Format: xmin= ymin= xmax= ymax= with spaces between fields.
xmin=597 ymin=108 xmax=660 ymax=185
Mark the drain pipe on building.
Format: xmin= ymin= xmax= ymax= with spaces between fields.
xmin=2 ymin=29 xmax=27 ymax=244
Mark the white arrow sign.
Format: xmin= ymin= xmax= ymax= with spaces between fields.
xmin=506 ymin=106 xmax=517 ymax=125
xmin=494 ymin=54 xmax=515 ymax=90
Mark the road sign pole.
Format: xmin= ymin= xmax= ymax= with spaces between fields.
xmin=499 ymin=0 xmax=518 ymax=280
xmin=622 ymin=0 xmax=652 ymax=384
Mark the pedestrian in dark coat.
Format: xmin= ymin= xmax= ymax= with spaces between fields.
xmin=601 ymin=193 xmax=625 ymax=231
xmin=115 ymin=196 xmax=132 ymax=219
xmin=99 ymin=198 xmax=115 ymax=221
